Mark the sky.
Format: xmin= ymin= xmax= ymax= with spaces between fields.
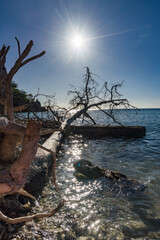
xmin=1 ymin=0 xmax=160 ymax=108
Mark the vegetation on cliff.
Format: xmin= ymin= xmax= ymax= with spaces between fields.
xmin=12 ymin=81 xmax=33 ymax=107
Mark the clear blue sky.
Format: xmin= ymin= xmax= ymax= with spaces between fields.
xmin=1 ymin=0 xmax=160 ymax=108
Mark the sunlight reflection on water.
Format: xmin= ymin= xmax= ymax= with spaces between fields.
xmin=14 ymin=109 xmax=160 ymax=240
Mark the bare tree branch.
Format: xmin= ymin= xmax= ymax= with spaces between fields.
xmin=19 ymin=50 xmax=45 ymax=69
xmin=15 ymin=37 xmax=21 ymax=57
xmin=0 ymin=39 xmax=46 ymax=120
xmin=83 ymin=112 xmax=96 ymax=125
xmin=67 ymin=67 xmax=136 ymax=125
xmin=96 ymin=106 xmax=123 ymax=126
xmin=6 ymin=40 xmax=34 ymax=84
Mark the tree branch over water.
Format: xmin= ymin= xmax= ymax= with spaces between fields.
xmin=67 ymin=67 xmax=136 ymax=125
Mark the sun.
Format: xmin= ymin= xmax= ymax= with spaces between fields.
xmin=51 ymin=21 xmax=95 ymax=63
xmin=71 ymin=34 xmax=84 ymax=50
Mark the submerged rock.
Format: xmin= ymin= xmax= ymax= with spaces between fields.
xmin=73 ymin=159 xmax=146 ymax=193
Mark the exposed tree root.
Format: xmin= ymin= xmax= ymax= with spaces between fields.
xmin=0 ymin=200 xmax=64 ymax=224
xmin=0 ymin=120 xmax=41 ymax=198
xmin=16 ymin=188 xmax=36 ymax=201
xmin=0 ymin=40 xmax=65 ymax=226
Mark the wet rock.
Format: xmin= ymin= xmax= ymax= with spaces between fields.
xmin=106 ymin=230 xmax=124 ymax=240
xmin=73 ymin=222 xmax=88 ymax=236
xmin=24 ymin=150 xmax=48 ymax=194
xmin=76 ymin=237 xmax=95 ymax=240
xmin=57 ymin=229 xmax=76 ymax=240
xmin=65 ymin=230 xmax=76 ymax=239
xmin=0 ymin=194 xmax=31 ymax=215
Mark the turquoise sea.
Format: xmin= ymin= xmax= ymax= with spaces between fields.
xmin=15 ymin=109 xmax=160 ymax=240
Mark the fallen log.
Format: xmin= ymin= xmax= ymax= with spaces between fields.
xmin=41 ymin=128 xmax=65 ymax=136
xmin=69 ymin=125 xmax=146 ymax=138
xmin=24 ymin=108 xmax=146 ymax=195
xmin=24 ymin=129 xmax=65 ymax=193
xmin=24 ymin=120 xmax=69 ymax=194
xmin=13 ymin=104 xmax=28 ymax=112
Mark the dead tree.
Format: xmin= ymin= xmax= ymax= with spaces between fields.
xmin=41 ymin=67 xmax=136 ymax=170
xmin=0 ymin=39 xmax=65 ymax=224
xmin=67 ymin=67 xmax=135 ymax=126
xmin=0 ymin=119 xmax=64 ymax=224
xmin=0 ymin=38 xmax=45 ymax=163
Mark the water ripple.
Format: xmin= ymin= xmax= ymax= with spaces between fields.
xmin=14 ymin=109 xmax=160 ymax=240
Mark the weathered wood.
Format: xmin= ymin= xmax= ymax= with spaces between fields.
xmin=0 ymin=97 xmax=6 ymax=105
xmin=20 ymin=50 xmax=45 ymax=69
xmin=24 ymin=121 xmax=68 ymax=194
xmin=10 ymin=120 xmax=41 ymax=190
xmin=41 ymin=128 xmax=65 ymax=136
xmin=33 ymin=111 xmax=83 ymax=184
xmin=0 ymin=120 xmax=65 ymax=225
xmin=0 ymin=199 xmax=64 ymax=224
xmin=0 ymin=135 xmax=18 ymax=163
xmin=0 ymin=117 xmax=26 ymax=162
xmin=0 ymin=39 xmax=45 ymax=166
xmin=6 ymin=41 xmax=34 ymax=120
xmin=13 ymin=104 xmax=28 ymax=112
xmin=0 ymin=120 xmax=41 ymax=198
xmin=0 ymin=117 xmax=25 ymax=135
xmin=69 ymin=125 xmax=146 ymax=138
xmin=0 ymin=39 xmax=45 ymax=120
xmin=0 ymin=45 xmax=8 ymax=116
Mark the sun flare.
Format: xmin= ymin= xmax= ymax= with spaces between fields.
xmin=71 ymin=34 xmax=84 ymax=50
xmin=52 ymin=20 xmax=96 ymax=63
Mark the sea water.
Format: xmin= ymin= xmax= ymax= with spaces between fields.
xmin=14 ymin=109 xmax=160 ymax=240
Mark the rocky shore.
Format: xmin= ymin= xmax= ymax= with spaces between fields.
xmin=0 ymin=124 xmax=146 ymax=239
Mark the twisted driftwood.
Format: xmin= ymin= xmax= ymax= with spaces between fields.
xmin=0 ymin=120 xmax=64 ymax=224
xmin=0 ymin=39 xmax=45 ymax=121
xmin=0 ymin=200 xmax=64 ymax=224
xmin=0 ymin=39 xmax=64 ymax=225
xmin=0 ymin=39 xmax=45 ymax=163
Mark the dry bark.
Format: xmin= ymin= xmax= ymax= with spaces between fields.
xmin=0 ymin=120 xmax=41 ymax=198
xmin=0 ymin=120 xmax=65 ymax=224
xmin=0 ymin=39 xmax=45 ymax=163
xmin=0 ymin=117 xmax=26 ymax=162
xmin=0 ymin=39 xmax=45 ymax=118
xmin=41 ymin=128 xmax=65 ymax=136
xmin=0 ymin=117 xmax=25 ymax=135
xmin=0 ymin=40 xmax=66 ymax=225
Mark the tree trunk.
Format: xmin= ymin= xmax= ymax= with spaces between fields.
xmin=0 ymin=40 xmax=45 ymax=164
xmin=40 ymin=108 xmax=86 ymax=158
xmin=0 ymin=117 xmax=25 ymax=162
xmin=0 ymin=120 xmax=41 ymax=198
xmin=0 ymin=135 xmax=18 ymax=163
